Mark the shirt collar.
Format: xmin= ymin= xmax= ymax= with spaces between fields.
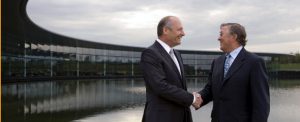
xmin=156 ymin=38 xmax=172 ymax=53
xmin=228 ymin=46 xmax=243 ymax=59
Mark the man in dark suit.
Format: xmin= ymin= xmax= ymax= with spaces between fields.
xmin=198 ymin=23 xmax=270 ymax=122
xmin=140 ymin=16 xmax=202 ymax=122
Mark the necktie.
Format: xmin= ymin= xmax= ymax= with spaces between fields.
xmin=169 ymin=49 xmax=181 ymax=76
xmin=224 ymin=54 xmax=232 ymax=77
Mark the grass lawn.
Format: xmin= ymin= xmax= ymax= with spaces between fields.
xmin=279 ymin=63 xmax=300 ymax=71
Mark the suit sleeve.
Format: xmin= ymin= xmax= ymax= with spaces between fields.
xmin=199 ymin=59 xmax=214 ymax=106
xmin=250 ymin=58 xmax=270 ymax=122
xmin=141 ymin=49 xmax=194 ymax=107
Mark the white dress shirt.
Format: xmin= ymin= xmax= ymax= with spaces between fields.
xmin=227 ymin=46 xmax=243 ymax=66
xmin=156 ymin=39 xmax=181 ymax=74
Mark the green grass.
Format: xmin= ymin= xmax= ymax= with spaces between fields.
xmin=279 ymin=63 xmax=300 ymax=71
xmin=269 ymin=79 xmax=300 ymax=88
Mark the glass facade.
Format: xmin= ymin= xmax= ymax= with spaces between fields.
xmin=2 ymin=0 xmax=296 ymax=82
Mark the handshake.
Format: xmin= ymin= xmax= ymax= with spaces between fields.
xmin=192 ymin=92 xmax=203 ymax=110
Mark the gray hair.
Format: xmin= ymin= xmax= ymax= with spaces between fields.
xmin=157 ymin=16 xmax=175 ymax=37
xmin=221 ymin=23 xmax=247 ymax=46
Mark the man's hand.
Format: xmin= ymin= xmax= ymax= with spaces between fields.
xmin=192 ymin=92 xmax=203 ymax=110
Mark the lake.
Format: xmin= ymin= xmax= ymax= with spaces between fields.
xmin=2 ymin=78 xmax=300 ymax=122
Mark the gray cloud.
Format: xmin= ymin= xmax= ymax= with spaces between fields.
xmin=27 ymin=0 xmax=300 ymax=53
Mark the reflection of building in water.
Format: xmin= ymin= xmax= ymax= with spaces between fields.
xmin=2 ymin=0 xmax=292 ymax=82
xmin=2 ymin=79 xmax=146 ymax=115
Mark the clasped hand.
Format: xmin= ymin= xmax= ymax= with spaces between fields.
xmin=192 ymin=92 xmax=203 ymax=110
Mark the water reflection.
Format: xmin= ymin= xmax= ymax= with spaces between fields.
xmin=2 ymin=78 xmax=300 ymax=122
xmin=2 ymin=79 xmax=145 ymax=122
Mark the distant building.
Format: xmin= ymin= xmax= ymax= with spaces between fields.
xmin=2 ymin=0 xmax=290 ymax=82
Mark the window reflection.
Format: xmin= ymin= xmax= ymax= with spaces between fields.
xmin=3 ymin=40 xmax=293 ymax=80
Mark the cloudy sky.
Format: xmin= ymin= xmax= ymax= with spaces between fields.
xmin=27 ymin=0 xmax=300 ymax=54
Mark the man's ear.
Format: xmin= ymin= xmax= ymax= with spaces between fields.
xmin=232 ymin=34 xmax=238 ymax=40
xmin=163 ymin=26 xmax=169 ymax=35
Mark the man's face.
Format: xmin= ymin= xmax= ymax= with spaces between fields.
xmin=165 ymin=18 xmax=185 ymax=47
xmin=218 ymin=26 xmax=235 ymax=53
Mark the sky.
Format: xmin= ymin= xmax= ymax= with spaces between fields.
xmin=27 ymin=0 xmax=300 ymax=54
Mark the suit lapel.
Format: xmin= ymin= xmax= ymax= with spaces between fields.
xmin=221 ymin=48 xmax=247 ymax=87
xmin=174 ymin=50 xmax=186 ymax=89
xmin=154 ymin=42 xmax=182 ymax=79
xmin=174 ymin=50 xmax=184 ymax=77
xmin=215 ymin=55 xmax=226 ymax=90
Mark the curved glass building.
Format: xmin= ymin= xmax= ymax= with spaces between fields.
xmin=2 ymin=0 xmax=291 ymax=82
xmin=3 ymin=1 xmax=300 ymax=122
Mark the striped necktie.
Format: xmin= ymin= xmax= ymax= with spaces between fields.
xmin=224 ymin=54 xmax=232 ymax=77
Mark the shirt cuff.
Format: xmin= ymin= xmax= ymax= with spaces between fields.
xmin=192 ymin=94 xmax=196 ymax=104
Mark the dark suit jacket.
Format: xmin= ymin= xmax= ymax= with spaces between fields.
xmin=141 ymin=41 xmax=194 ymax=122
xmin=200 ymin=48 xmax=270 ymax=122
